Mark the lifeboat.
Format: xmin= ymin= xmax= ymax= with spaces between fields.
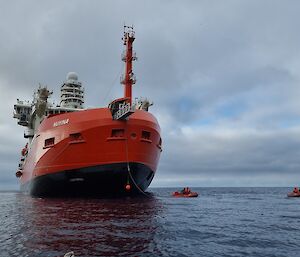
xmin=287 ymin=192 xmax=300 ymax=197
xmin=16 ymin=170 xmax=23 ymax=178
xmin=21 ymin=148 xmax=27 ymax=156
xmin=287 ymin=187 xmax=300 ymax=197
xmin=21 ymin=143 xmax=28 ymax=156
xmin=172 ymin=191 xmax=199 ymax=198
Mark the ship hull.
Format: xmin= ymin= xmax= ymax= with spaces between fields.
xmin=21 ymin=162 xmax=154 ymax=197
xmin=19 ymin=108 xmax=162 ymax=197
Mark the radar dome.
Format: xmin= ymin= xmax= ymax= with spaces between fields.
xmin=66 ymin=72 xmax=78 ymax=81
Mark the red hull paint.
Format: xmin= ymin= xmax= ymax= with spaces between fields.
xmin=20 ymin=108 xmax=162 ymax=189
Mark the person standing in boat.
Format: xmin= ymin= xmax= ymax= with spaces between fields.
xmin=180 ymin=187 xmax=191 ymax=194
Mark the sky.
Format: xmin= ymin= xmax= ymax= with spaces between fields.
xmin=1 ymin=0 xmax=300 ymax=189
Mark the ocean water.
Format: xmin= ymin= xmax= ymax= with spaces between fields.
xmin=0 ymin=187 xmax=299 ymax=257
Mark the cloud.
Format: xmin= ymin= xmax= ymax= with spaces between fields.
xmin=153 ymin=125 xmax=300 ymax=186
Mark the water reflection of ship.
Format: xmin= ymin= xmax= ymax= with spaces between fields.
xmin=21 ymin=194 xmax=163 ymax=256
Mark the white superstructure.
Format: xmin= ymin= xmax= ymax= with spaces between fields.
xmin=60 ymin=72 xmax=84 ymax=109
xmin=13 ymin=73 xmax=85 ymax=140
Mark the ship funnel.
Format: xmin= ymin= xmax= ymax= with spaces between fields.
xmin=60 ymin=72 xmax=84 ymax=109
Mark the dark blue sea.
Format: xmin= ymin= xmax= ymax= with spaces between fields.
xmin=0 ymin=187 xmax=300 ymax=257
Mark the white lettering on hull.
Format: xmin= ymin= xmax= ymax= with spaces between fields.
xmin=53 ymin=119 xmax=69 ymax=127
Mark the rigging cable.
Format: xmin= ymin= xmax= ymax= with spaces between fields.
xmin=101 ymin=64 xmax=123 ymax=105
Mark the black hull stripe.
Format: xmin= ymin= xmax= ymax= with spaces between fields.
xmin=21 ymin=162 xmax=154 ymax=197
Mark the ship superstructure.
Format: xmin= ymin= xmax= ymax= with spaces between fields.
xmin=13 ymin=26 xmax=162 ymax=196
xmin=14 ymin=73 xmax=84 ymax=136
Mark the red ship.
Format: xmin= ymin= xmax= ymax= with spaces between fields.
xmin=13 ymin=26 xmax=162 ymax=196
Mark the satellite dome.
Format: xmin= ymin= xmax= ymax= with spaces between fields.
xmin=66 ymin=72 xmax=78 ymax=81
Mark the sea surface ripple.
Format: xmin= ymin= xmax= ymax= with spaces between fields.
xmin=0 ymin=187 xmax=299 ymax=256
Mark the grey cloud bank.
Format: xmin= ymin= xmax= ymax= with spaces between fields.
xmin=1 ymin=0 xmax=300 ymax=189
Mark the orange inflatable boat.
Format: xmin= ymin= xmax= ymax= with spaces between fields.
xmin=287 ymin=188 xmax=300 ymax=197
xmin=287 ymin=192 xmax=300 ymax=197
xmin=172 ymin=191 xmax=199 ymax=197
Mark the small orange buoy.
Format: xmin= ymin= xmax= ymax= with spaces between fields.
xmin=125 ymin=184 xmax=131 ymax=191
